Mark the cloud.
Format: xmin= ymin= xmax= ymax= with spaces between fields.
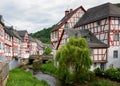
xmin=0 ymin=0 xmax=119 ymax=33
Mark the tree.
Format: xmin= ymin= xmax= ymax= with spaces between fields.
xmin=44 ymin=46 xmax=52 ymax=55
xmin=56 ymin=37 xmax=92 ymax=83
xmin=31 ymin=25 xmax=56 ymax=43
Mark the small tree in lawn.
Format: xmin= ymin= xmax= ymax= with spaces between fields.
xmin=56 ymin=37 xmax=92 ymax=84
xmin=44 ymin=46 xmax=52 ymax=55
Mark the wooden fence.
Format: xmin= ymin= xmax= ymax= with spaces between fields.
xmin=0 ymin=62 xmax=9 ymax=86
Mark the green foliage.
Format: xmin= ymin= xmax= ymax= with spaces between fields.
xmin=94 ymin=68 xmax=104 ymax=76
xmin=56 ymin=37 xmax=92 ymax=84
xmin=44 ymin=46 xmax=52 ymax=55
xmin=6 ymin=68 xmax=50 ymax=86
xmin=105 ymin=68 xmax=120 ymax=80
xmin=115 ymin=3 xmax=120 ymax=7
xmin=31 ymin=25 xmax=55 ymax=43
xmin=94 ymin=68 xmax=120 ymax=81
xmin=40 ymin=61 xmax=57 ymax=75
xmin=90 ymin=79 xmax=113 ymax=86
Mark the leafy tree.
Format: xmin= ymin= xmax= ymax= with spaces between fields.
xmin=56 ymin=37 xmax=92 ymax=84
xmin=31 ymin=25 xmax=56 ymax=43
xmin=44 ymin=46 xmax=52 ymax=55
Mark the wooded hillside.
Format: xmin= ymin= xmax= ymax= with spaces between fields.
xmin=31 ymin=25 xmax=55 ymax=43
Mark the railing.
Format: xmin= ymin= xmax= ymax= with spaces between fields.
xmin=0 ymin=62 xmax=9 ymax=86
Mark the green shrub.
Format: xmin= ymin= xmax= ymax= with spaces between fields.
xmin=88 ymin=71 xmax=96 ymax=81
xmin=91 ymin=79 xmax=113 ymax=86
xmin=105 ymin=68 xmax=120 ymax=80
xmin=94 ymin=68 xmax=120 ymax=81
xmin=40 ymin=61 xmax=57 ymax=75
xmin=94 ymin=68 xmax=104 ymax=76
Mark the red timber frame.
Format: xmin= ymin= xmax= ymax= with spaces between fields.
xmin=51 ymin=6 xmax=86 ymax=49
xmin=0 ymin=24 xmax=5 ymax=55
xmin=109 ymin=17 xmax=120 ymax=46
xmin=92 ymin=48 xmax=108 ymax=63
xmin=76 ymin=18 xmax=109 ymax=63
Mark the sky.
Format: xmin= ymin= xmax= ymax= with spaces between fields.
xmin=0 ymin=0 xmax=120 ymax=33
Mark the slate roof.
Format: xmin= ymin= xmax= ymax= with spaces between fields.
xmin=28 ymin=36 xmax=36 ymax=42
xmin=12 ymin=29 xmax=22 ymax=40
xmin=17 ymin=30 xmax=28 ymax=39
xmin=64 ymin=29 xmax=108 ymax=48
xmin=51 ymin=6 xmax=85 ymax=32
xmin=0 ymin=15 xmax=5 ymax=26
xmin=35 ymin=39 xmax=44 ymax=49
xmin=74 ymin=2 xmax=120 ymax=27
xmin=4 ymin=26 xmax=14 ymax=37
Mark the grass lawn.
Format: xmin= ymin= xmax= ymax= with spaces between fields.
xmin=6 ymin=68 xmax=50 ymax=86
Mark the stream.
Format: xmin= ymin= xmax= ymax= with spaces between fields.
xmin=34 ymin=72 xmax=61 ymax=86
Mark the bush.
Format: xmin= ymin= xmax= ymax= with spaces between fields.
xmin=40 ymin=61 xmax=57 ymax=75
xmin=94 ymin=68 xmax=105 ymax=76
xmin=94 ymin=68 xmax=120 ymax=81
xmin=105 ymin=68 xmax=120 ymax=80
xmin=88 ymin=71 xmax=96 ymax=81
xmin=91 ymin=79 xmax=113 ymax=86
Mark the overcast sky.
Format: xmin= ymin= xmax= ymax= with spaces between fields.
xmin=0 ymin=0 xmax=120 ymax=33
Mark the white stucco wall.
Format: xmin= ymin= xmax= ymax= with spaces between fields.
xmin=106 ymin=46 xmax=120 ymax=69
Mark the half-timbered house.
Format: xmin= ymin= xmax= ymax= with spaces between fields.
xmin=58 ymin=29 xmax=108 ymax=70
xmin=18 ymin=30 xmax=29 ymax=58
xmin=51 ymin=6 xmax=86 ymax=49
xmin=4 ymin=26 xmax=13 ymax=58
xmin=11 ymin=29 xmax=22 ymax=58
xmin=0 ymin=16 xmax=5 ymax=57
xmin=74 ymin=3 xmax=120 ymax=69
xmin=28 ymin=36 xmax=38 ymax=55
xmin=51 ymin=3 xmax=120 ymax=70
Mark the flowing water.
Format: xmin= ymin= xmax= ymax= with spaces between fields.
xmin=35 ymin=72 xmax=61 ymax=86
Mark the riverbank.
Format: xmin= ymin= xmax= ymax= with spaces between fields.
xmin=6 ymin=68 xmax=50 ymax=86
xmin=39 ymin=61 xmax=120 ymax=86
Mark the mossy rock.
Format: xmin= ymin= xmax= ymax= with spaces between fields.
xmin=33 ymin=60 xmax=42 ymax=71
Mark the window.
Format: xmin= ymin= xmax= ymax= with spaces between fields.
xmin=0 ymin=42 xmax=1 ymax=49
xmin=114 ymin=33 xmax=119 ymax=41
xmin=118 ymin=19 xmax=120 ymax=25
xmin=97 ymin=21 xmax=101 ymax=26
xmin=64 ymin=22 xmax=68 ymax=28
xmin=6 ymin=46 xmax=10 ymax=53
xmin=113 ymin=50 xmax=118 ymax=58
xmin=100 ymin=63 xmax=105 ymax=70
xmin=84 ymin=36 xmax=91 ymax=41
xmin=0 ymin=29 xmax=3 ymax=36
xmin=0 ymin=42 xmax=3 ymax=50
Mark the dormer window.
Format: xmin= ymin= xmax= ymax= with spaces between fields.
xmin=97 ymin=21 xmax=101 ymax=26
xmin=64 ymin=22 xmax=68 ymax=28
xmin=87 ymin=37 xmax=91 ymax=41
xmin=84 ymin=36 xmax=91 ymax=41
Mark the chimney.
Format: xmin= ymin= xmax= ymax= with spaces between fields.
xmin=70 ymin=9 xmax=73 ymax=13
xmin=65 ymin=10 xmax=69 ymax=16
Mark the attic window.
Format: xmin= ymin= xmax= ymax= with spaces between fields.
xmin=97 ymin=21 xmax=101 ymax=26
xmin=64 ymin=22 xmax=68 ymax=28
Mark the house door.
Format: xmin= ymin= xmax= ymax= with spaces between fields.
xmin=100 ymin=63 xmax=105 ymax=70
